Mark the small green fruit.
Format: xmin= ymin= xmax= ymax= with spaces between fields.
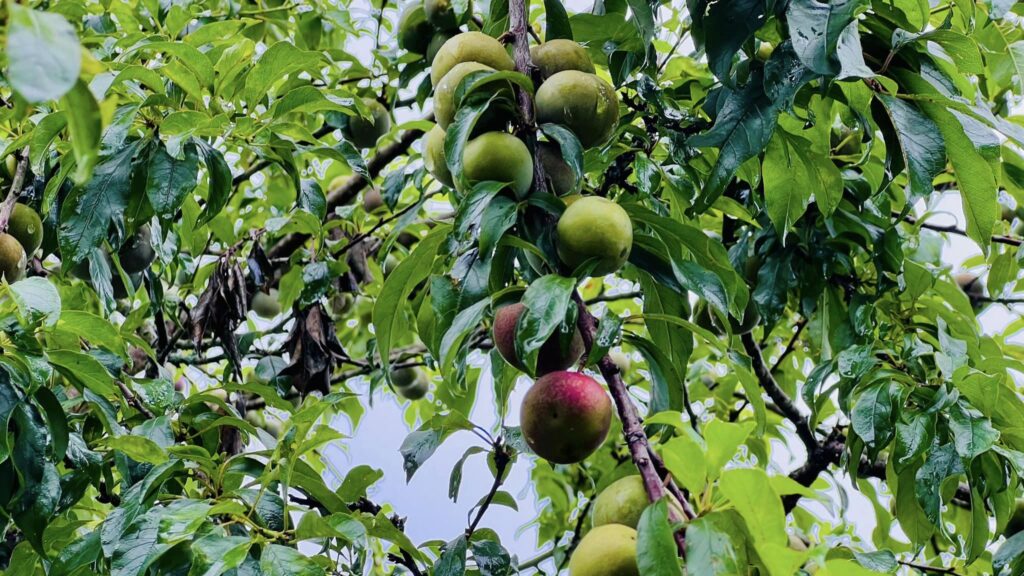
xmin=520 ymin=371 xmax=611 ymax=464
xmin=430 ymin=32 xmax=515 ymax=86
xmin=556 ymin=196 xmax=632 ymax=275
xmin=592 ymin=475 xmax=685 ymax=529
xmin=7 ymin=204 xmax=43 ymax=256
xmin=3 ymin=155 xmax=16 ymax=179
xmin=530 ymin=39 xmax=595 ymax=79
xmin=462 ymin=132 xmax=534 ymax=198
xmin=0 ymin=233 xmax=27 ymax=282
xmin=118 ymin=225 xmax=156 ymax=273
xmin=344 ymin=99 xmax=391 ymax=149
xmin=568 ymin=524 xmax=638 ymax=576
xmin=397 ymin=3 xmax=433 ymax=54
xmin=424 ymin=124 xmax=454 ymax=187
xmin=755 ymin=41 xmax=774 ymax=61
xmin=536 ymin=71 xmax=619 ymax=149
xmin=252 ymin=289 xmax=282 ymax=318
xmin=363 ymin=188 xmax=385 ymax=212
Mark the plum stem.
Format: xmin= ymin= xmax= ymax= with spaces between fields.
xmin=572 ymin=291 xmax=689 ymax=558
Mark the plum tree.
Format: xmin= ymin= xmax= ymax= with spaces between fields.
xmin=557 ymin=196 xmax=633 ymax=274
xmin=343 ymin=99 xmax=391 ymax=149
xmin=568 ymin=524 xmax=639 ymax=576
xmin=397 ymin=4 xmax=433 ymax=54
xmin=0 ymin=233 xmax=26 ymax=282
xmin=7 ymin=204 xmax=43 ymax=256
xmin=492 ymin=302 xmax=583 ymax=375
xmin=530 ymin=39 xmax=595 ymax=79
xmin=520 ymin=371 xmax=611 ymax=464
xmin=430 ymin=31 xmax=515 ymax=85
xmin=118 ymin=225 xmax=156 ymax=273
xmin=535 ymin=70 xmax=619 ymax=148
xmin=461 ymin=132 xmax=533 ymax=197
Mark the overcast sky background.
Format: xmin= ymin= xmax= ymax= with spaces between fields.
xmin=251 ymin=1 xmax=1016 ymax=570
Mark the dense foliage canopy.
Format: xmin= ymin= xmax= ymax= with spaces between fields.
xmin=1 ymin=0 xmax=1024 ymax=574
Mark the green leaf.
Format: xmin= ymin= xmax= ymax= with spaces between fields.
xmin=449 ymin=446 xmax=486 ymax=502
xmin=948 ymin=402 xmax=999 ymax=459
xmin=636 ymin=499 xmax=684 ymax=576
xmin=57 ymin=310 xmax=125 ymax=355
xmin=662 ymin=432 xmax=707 ymax=495
xmin=62 ymin=80 xmax=102 ymax=183
xmin=260 ymin=544 xmax=324 ymax=576
xmin=705 ymin=0 xmax=768 ymax=81
xmin=786 ymin=0 xmax=869 ymax=77
xmin=434 ymin=535 xmax=468 ymax=576
xmin=58 ymin=141 xmax=141 ymax=265
xmin=8 ymin=277 xmax=61 ymax=327
xmin=479 ymin=196 xmax=517 ymax=257
xmin=337 ymin=464 xmax=384 ymax=501
xmin=194 ymin=140 xmax=232 ymax=225
xmin=915 ymin=442 xmax=964 ymax=525
xmin=5 ymin=4 xmax=81 ymax=102
xmin=146 ymin=141 xmax=199 ymax=217
xmin=539 ymin=123 xmax=583 ymax=194
xmin=47 ymin=350 xmax=116 ymax=396
xmin=514 ymin=274 xmax=576 ymax=374
xmin=398 ymin=413 xmax=473 ymax=481
xmin=543 ymin=0 xmax=573 ymax=41
xmin=624 ymin=334 xmax=682 ymax=413
xmin=851 ymin=381 xmax=898 ymax=449
xmin=871 ymin=94 xmax=946 ymax=203
xmin=685 ymin=512 xmax=749 ymax=576
xmin=189 ymin=535 xmax=252 ymax=576
xmin=762 ymin=129 xmax=842 ymax=239
xmin=853 ymin=550 xmax=897 ymax=573
xmin=718 ymin=468 xmax=786 ymax=546
xmin=243 ymin=42 xmax=323 ymax=104
xmin=704 ymin=419 xmax=754 ymax=481
xmin=375 ymin=225 xmax=450 ymax=377
xmin=102 ymin=435 xmax=169 ymax=465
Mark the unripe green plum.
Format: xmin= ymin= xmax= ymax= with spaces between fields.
xmin=592 ymin=475 xmax=684 ymax=529
xmin=462 ymin=132 xmax=534 ymax=198
xmin=397 ymin=3 xmax=433 ymax=54
xmin=424 ymin=0 xmax=466 ymax=30
xmin=530 ymin=39 xmax=595 ymax=79
xmin=8 ymin=204 xmax=43 ymax=256
xmin=391 ymin=366 xmax=421 ymax=388
xmin=493 ymin=302 xmax=584 ymax=375
xmin=569 ymin=524 xmax=638 ymax=576
xmin=426 ymin=31 xmax=455 ymax=63
xmin=536 ymin=71 xmax=619 ymax=149
xmin=0 ymin=233 xmax=26 ymax=282
xmin=252 ymin=289 xmax=281 ymax=318
xmin=396 ymin=375 xmax=429 ymax=400
xmin=538 ymin=142 xmax=577 ymax=196
xmin=520 ymin=371 xmax=612 ymax=464
xmin=119 ymin=225 xmax=156 ymax=273
xmin=430 ymin=32 xmax=515 ymax=86
xmin=434 ymin=62 xmax=512 ymax=129
xmin=556 ymin=196 xmax=632 ymax=275
xmin=424 ymin=124 xmax=454 ymax=187
xmin=725 ymin=298 xmax=761 ymax=335
xmin=344 ymin=99 xmax=391 ymax=149
xmin=3 ymin=155 xmax=15 ymax=179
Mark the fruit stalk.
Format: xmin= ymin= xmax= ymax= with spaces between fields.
xmin=573 ymin=292 xmax=688 ymax=557
xmin=0 ymin=149 xmax=29 ymax=233
xmin=506 ymin=0 xmax=549 ymax=195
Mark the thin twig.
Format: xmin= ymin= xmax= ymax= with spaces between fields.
xmin=897 ymin=560 xmax=963 ymax=575
xmin=466 ymin=441 xmax=511 ymax=537
xmin=117 ymin=380 xmax=155 ymax=419
xmin=741 ymin=333 xmax=818 ymax=452
xmin=333 ymin=192 xmax=440 ymax=257
xmin=899 ymin=212 xmax=1022 ymax=247
xmin=769 ymin=317 xmax=808 ymax=374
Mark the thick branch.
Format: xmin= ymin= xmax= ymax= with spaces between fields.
xmin=507 ymin=0 xmax=548 ymax=196
xmin=573 ymin=292 xmax=687 ymax=557
xmin=267 ymin=123 xmax=428 ymax=260
xmin=741 ymin=333 xmax=818 ymax=451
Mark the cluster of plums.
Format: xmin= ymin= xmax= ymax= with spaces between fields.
xmin=0 ymin=202 xmax=41 ymax=282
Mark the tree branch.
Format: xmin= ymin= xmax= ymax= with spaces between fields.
xmin=769 ymin=317 xmax=807 ymax=374
xmin=507 ymin=0 xmax=548 ymax=196
xmin=267 ymin=122 xmax=429 ymax=260
xmin=899 ymin=213 xmax=1022 ymax=247
xmin=573 ymin=292 xmax=688 ymax=557
xmin=741 ymin=333 xmax=818 ymax=452
xmin=466 ymin=441 xmax=511 ymax=537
